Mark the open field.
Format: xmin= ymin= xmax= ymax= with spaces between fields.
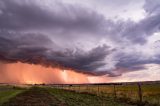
xmin=0 ymin=82 xmax=160 ymax=106
xmin=0 ymin=86 xmax=134 ymax=106
xmin=59 ymin=82 xmax=160 ymax=106
xmin=47 ymin=87 xmax=134 ymax=106
xmin=2 ymin=87 xmax=65 ymax=106
xmin=0 ymin=85 xmax=26 ymax=105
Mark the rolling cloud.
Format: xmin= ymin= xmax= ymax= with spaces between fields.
xmin=0 ymin=0 xmax=160 ymax=77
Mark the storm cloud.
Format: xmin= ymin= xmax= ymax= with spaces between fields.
xmin=0 ymin=30 xmax=112 ymax=75
xmin=0 ymin=0 xmax=160 ymax=77
xmin=0 ymin=0 xmax=106 ymax=34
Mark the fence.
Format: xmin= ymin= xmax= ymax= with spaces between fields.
xmin=51 ymin=83 xmax=160 ymax=106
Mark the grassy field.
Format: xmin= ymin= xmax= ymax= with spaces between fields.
xmin=0 ymin=85 xmax=25 ymax=105
xmin=0 ymin=83 xmax=160 ymax=106
xmin=2 ymin=87 xmax=64 ymax=106
xmin=60 ymin=83 xmax=160 ymax=106
xmin=0 ymin=85 xmax=134 ymax=106
xmin=47 ymin=87 xmax=133 ymax=106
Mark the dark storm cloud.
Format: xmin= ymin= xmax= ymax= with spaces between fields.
xmin=47 ymin=45 xmax=113 ymax=75
xmin=0 ymin=0 xmax=105 ymax=35
xmin=107 ymin=0 xmax=160 ymax=44
xmin=0 ymin=0 xmax=160 ymax=77
xmin=107 ymin=0 xmax=160 ymax=75
xmin=114 ymin=50 xmax=160 ymax=74
xmin=0 ymin=30 xmax=112 ymax=75
xmin=0 ymin=0 xmax=111 ymax=75
xmin=111 ymin=0 xmax=160 ymax=71
xmin=121 ymin=14 xmax=160 ymax=44
xmin=0 ymin=31 xmax=54 ymax=62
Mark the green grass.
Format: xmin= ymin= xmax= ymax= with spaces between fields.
xmin=2 ymin=87 xmax=63 ymax=106
xmin=47 ymin=87 xmax=134 ymax=106
xmin=0 ymin=85 xmax=26 ymax=105
xmin=61 ymin=84 xmax=160 ymax=106
xmin=0 ymin=84 xmax=159 ymax=106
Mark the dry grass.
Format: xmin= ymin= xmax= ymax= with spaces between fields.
xmin=61 ymin=83 xmax=160 ymax=106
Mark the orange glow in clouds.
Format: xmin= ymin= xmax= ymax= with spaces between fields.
xmin=0 ymin=62 xmax=89 ymax=84
xmin=2 ymin=62 xmax=158 ymax=84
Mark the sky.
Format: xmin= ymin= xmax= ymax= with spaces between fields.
xmin=0 ymin=0 xmax=160 ymax=84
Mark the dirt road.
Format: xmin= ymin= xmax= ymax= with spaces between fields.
xmin=2 ymin=87 xmax=66 ymax=106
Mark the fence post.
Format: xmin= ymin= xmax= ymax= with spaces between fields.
xmin=137 ymin=83 xmax=142 ymax=104
xmin=97 ymin=85 xmax=99 ymax=95
xmin=78 ymin=85 xmax=80 ymax=92
xmin=87 ymin=85 xmax=89 ymax=90
xmin=113 ymin=84 xmax=116 ymax=98
xmin=88 ymin=85 xmax=90 ymax=93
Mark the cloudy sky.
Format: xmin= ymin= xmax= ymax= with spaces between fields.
xmin=0 ymin=0 xmax=160 ymax=83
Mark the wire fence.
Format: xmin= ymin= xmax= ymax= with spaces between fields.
xmin=51 ymin=83 xmax=160 ymax=106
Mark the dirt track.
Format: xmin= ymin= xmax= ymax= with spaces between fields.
xmin=2 ymin=87 xmax=66 ymax=106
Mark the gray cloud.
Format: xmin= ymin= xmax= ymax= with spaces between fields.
xmin=0 ymin=30 xmax=112 ymax=75
xmin=0 ymin=0 xmax=113 ymax=75
xmin=106 ymin=0 xmax=160 ymax=44
xmin=0 ymin=0 xmax=160 ymax=77
xmin=0 ymin=0 xmax=106 ymax=35
xmin=121 ymin=14 xmax=160 ymax=44
xmin=0 ymin=31 xmax=53 ymax=62
xmin=144 ymin=0 xmax=160 ymax=15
